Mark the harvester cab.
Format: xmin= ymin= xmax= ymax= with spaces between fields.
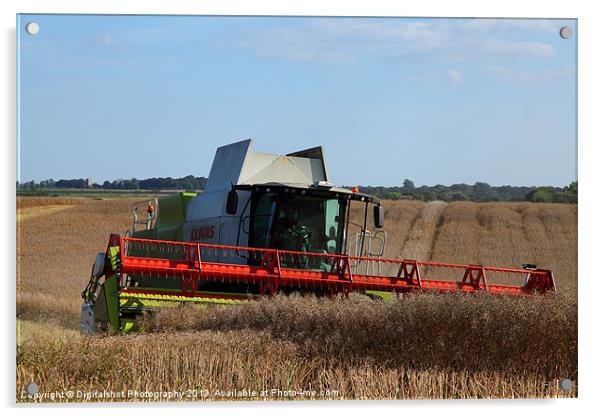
xmin=80 ymin=139 xmax=556 ymax=335
xmin=128 ymin=139 xmax=384 ymax=264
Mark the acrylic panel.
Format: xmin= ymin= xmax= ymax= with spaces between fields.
xmin=16 ymin=14 xmax=577 ymax=402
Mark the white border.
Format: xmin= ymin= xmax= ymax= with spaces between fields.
xmin=3 ymin=1 xmax=600 ymax=415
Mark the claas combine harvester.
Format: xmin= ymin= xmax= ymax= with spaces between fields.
xmin=80 ymin=139 xmax=556 ymax=334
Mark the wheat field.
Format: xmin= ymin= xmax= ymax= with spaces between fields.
xmin=16 ymin=197 xmax=577 ymax=401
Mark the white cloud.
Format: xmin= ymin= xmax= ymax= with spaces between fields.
xmin=471 ymin=38 xmax=555 ymax=58
xmin=307 ymin=19 xmax=444 ymax=51
xmin=459 ymin=18 xmax=561 ymax=33
xmin=256 ymin=49 xmax=355 ymax=64
xmin=94 ymin=33 xmax=113 ymax=46
xmin=486 ymin=65 xmax=575 ymax=82
xmin=236 ymin=18 xmax=558 ymax=65
xmin=499 ymin=19 xmax=561 ymax=32
xmin=447 ymin=69 xmax=464 ymax=84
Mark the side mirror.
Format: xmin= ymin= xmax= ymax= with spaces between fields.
xmin=374 ymin=205 xmax=384 ymax=229
xmin=226 ymin=189 xmax=238 ymax=215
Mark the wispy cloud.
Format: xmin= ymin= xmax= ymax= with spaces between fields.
xmin=256 ymin=49 xmax=355 ymax=64
xmin=88 ymin=32 xmax=128 ymax=51
xmin=459 ymin=18 xmax=561 ymax=33
xmin=460 ymin=38 xmax=555 ymax=59
xmin=447 ymin=69 xmax=464 ymax=85
xmin=486 ymin=65 xmax=575 ymax=82
xmin=92 ymin=33 xmax=113 ymax=46
xmin=235 ymin=18 xmax=563 ymax=65
xmin=236 ymin=19 xmax=445 ymax=63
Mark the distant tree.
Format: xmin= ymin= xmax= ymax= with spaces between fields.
xmin=525 ymin=187 xmax=555 ymax=203
xmin=449 ymin=183 xmax=471 ymax=193
xmin=473 ymin=182 xmax=494 ymax=201
xmin=386 ymin=191 xmax=401 ymax=200
xmin=446 ymin=192 xmax=469 ymax=201
xmin=420 ymin=191 xmax=436 ymax=202
xmin=554 ymin=192 xmax=572 ymax=203
xmin=402 ymin=179 xmax=416 ymax=195
xmin=39 ymin=179 xmax=55 ymax=188
xmin=556 ymin=181 xmax=578 ymax=203
xmin=55 ymin=179 xmax=86 ymax=188
xmin=565 ymin=181 xmax=578 ymax=195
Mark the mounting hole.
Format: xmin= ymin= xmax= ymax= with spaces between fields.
xmin=559 ymin=26 xmax=572 ymax=39
xmin=559 ymin=378 xmax=573 ymax=390
xmin=25 ymin=383 xmax=39 ymax=395
xmin=25 ymin=22 xmax=39 ymax=35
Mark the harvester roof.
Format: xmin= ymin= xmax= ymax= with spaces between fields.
xmin=204 ymin=139 xmax=331 ymax=193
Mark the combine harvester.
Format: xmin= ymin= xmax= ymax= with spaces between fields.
xmin=80 ymin=139 xmax=555 ymax=333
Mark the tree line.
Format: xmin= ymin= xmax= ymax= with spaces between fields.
xmin=357 ymin=179 xmax=577 ymax=203
xmin=17 ymin=177 xmax=577 ymax=203
xmin=17 ymin=175 xmax=208 ymax=191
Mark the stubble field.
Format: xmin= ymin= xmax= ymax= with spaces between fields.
xmin=16 ymin=197 xmax=577 ymax=401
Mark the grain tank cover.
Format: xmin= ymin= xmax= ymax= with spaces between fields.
xmin=157 ymin=192 xmax=197 ymax=225
xmin=204 ymin=139 xmax=330 ymax=193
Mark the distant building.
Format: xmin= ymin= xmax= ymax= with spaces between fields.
xmin=86 ymin=178 xmax=94 ymax=188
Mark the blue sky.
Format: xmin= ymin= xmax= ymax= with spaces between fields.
xmin=17 ymin=15 xmax=576 ymax=187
